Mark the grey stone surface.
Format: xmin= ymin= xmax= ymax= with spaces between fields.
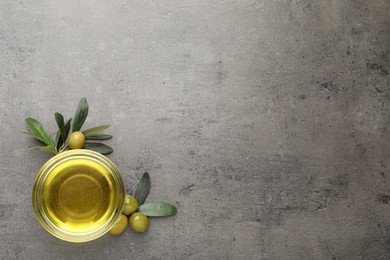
xmin=1 ymin=0 xmax=389 ymax=259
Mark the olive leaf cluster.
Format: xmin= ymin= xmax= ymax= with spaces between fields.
xmin=23 ymin=98 xmax=113 ymax=155
xmin=135 ymin=172 xmax=178 ymax=217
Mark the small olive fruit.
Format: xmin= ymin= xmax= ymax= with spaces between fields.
xmin=123 ymin=194 xmax=139 ymax=215
xmin=129 ymin=212 xmax=149 ymax=233
xmin=68 ymin=131 xmax=85 ymax=149
xmin=109 ymin=214 xmax=128 ymax=235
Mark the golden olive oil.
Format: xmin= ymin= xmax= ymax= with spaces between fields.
xmin=40 ymin=158 xmax=115 ymax=233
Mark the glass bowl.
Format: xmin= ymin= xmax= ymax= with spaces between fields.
xmin=32 ymin=149 xmax=125 ymax=242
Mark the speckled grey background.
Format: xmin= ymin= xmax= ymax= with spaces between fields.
xmin=1 ymin=0 xmax=389 ymax=259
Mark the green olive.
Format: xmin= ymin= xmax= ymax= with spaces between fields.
xmin=68 ymin=131 xmax=85 ymax=149
xmin=123 ymin=194 xmax=139 ymax=215
xmin=109 ymin=214 xmax=128 ymax=235
xmin=129 ymin=212 xmax=149 ymax=233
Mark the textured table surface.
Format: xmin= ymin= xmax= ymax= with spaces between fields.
xmin=1 ymin=1 xmax=389 ymax=259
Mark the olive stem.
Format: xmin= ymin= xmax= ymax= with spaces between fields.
xmin=58 ymin=144 xmax=69 ymax=153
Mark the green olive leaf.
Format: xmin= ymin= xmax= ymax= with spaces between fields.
xmin=22 ymin=131 xmax=57 ymax=154
xmin=85 ymin=134 xmax=112 ymax=140
xmin=138 ymin=202 xmax=178 ymax=217
xmin=28 ymin=145 xmax=57 ymax=154
xmin=55 ymin=130 xmax=61 ymax=151
xmin=63 ymin=118 xmax=72 ymax=139
xmin=83 ymin=125 xmax=110 ymax=135
xmin=72 ymin=97 xmax=89 ymax=132
xmin=55 ymin=118 xmax=72 ymax=150
xmin=25 ymin=117 xmax=55 ymax=147
xmin=54 ymin=112 xmax=65 ymax=143
xmin=135 ymin=172 xmax=151 ymax=205
xmin=83 ymin=142 xmax=113 ymax=155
